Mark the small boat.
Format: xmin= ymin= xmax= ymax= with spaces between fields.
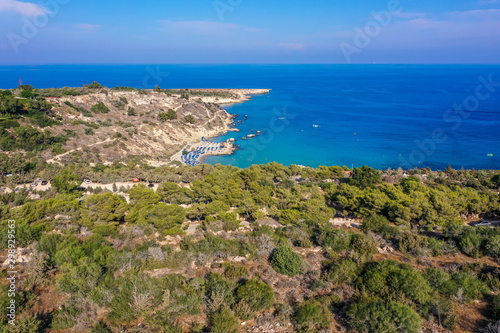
xmin=242 ymin=137 xmax=247 ymax=140
xmin=248 ymin=134 xmax=255 ymax=138
xmin=313 ymin=124 xmax=319 ymax=128
xmin=487 ymin=153 xmax=493 ymax=157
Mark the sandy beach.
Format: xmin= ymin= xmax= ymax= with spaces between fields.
xmin=191 ymin=89 xmax=271 ymax=105
xmin=171 ymin=138 xmax=235 ymax=166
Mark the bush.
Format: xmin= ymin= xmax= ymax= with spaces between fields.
xmin=358 ymin=260 xmax=432 ymax=306
xmin=294 ymin=302 xmax=330 ymax=330
xmin=362 ymin=214 xmax=390 ymax=232
xmin=52 ymin=168 xmax=81 ymax=193
xmin=91 ymin=102 xmax=110 ymax=114
xmin=271 ymin=246 xmax=302 ymax=276
xmin=0 ymin=120 xmax=20 ymax=129
xmin=210 ymin=306 xmax=239 ymax=333
xmin=327 ymin=259 xmax=359 ymax=285
xmin=184 ymin=114 xmax=196 ymax=124
xmin=452 ymin=271 xmax=490 ymax=302
xmin=493 ymin=294 xmax=500 ymax=319
xmin=428 ymin=298 xmax=458 ymax=331
xmin=399 ymin=233 xmax=429 ymax=256
xmin=348 ymin=301 xmax=422 ymax=333
xmin=86 ymin=81 xmax=103 ymax=89
xmin=349 ymin=166 xmax=382 ymax=189
xmin=235 ymin=279 xmax=275 ymax=311
xmin=316 ymin=228 xmax=351 ymax=251
xmin=349 ymin=234 xmax=377 ymax=259
xmin=223 ymin=263 xmax=248 ymax=280
xmin=158 ymin=109 xmax=177 ymax=122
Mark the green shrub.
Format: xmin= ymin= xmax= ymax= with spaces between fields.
xmin=223 ymin=263 xmax=248 ymax=280
xmin=0 ymin=120 xmax=20 ymax=128
xmin=159 ymin=109 xmax=177 ymax=121
xmin=428 ymin=298 xmax=458 ymax=331
xmin=235 ymin=279 xmax=275 ymax=311
xmin=316 ymin=228 xmax=351 ymax=251
xmin=357 ymin=260 xmax=432 ymax=306
xmin=424 ymin=267 xmax=451 ymax=292
xmin=362 ymin=214 xmax=390 ymax=232
xmin=127 ymin=107 xmax=135 ymax=116
xmin=348 ymin=301 xmax=422 ymax=333
xmin=327 ymin=259 xmax=359 ymax=285
xmin=210 ymin=306 xmax=239 ymax=333
xmin=271 ymin=246 xmax=302 ymax=276
xmin=349 ymin=234 xmax=377 ymax=259
xmin=493 ymin=294 xmax=500 ymax=319
xmin=86 ymin=81 xmax=103 ymax=89
xmin=233 ymin=300 xmax=256 ymax=320
xmin=91 ymin=102 xmax=110 ymax=114
xmin=399 ymin=233 xmax=429 ymax=255
xmin=452 ymin=271 xmax=490 ymax=302
xmin=294 ymin=302 xmax=330 ymax=331
xmin=184 ymin=114 xmax=196 ymax=124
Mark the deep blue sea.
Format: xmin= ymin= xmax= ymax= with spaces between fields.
xmin=1 ymin=64 xmax=499 ymax=170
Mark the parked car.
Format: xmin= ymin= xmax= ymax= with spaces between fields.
xmin=41 ymin=180 xmax=48 ymax=185
xmin=31 ymin=182 xmax=38 ymax=187
xmin=84 ymin=179 xmax=91 ymax=184
xmin=147 ymin=183 xmax=155 ymax=188
xmin=475 ymin=220 xmax=492 ymax=227
xmin=132 ymin=178 xmax=140 ymax=183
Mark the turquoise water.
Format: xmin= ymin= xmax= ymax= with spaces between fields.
xmin=1 ymin=64 xmax=499 ymax=170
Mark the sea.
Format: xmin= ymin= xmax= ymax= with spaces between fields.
xmin=1 ymin=64 xmax=499 ymax=170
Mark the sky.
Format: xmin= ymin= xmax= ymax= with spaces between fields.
xmin=0 ymin=0 xmax=499 ymax=64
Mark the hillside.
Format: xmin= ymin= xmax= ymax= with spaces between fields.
xmin=0 ymin=163 xmax=499 ymax=332
xmin=0 ymin=85 xmax=270 ymax=166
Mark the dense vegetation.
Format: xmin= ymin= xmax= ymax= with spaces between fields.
xmin=0 ymin=162 xmax=499 ymax=332
xmin=0 ymin=87 xmax=72 ymax=155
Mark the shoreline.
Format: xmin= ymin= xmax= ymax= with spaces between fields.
xmin=171 ymin=89 xmax=270 ymax=165
xmin=170 ymin=138 xmax=235 ymax=166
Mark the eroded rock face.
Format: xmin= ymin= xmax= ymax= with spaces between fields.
xmin=46 ymin=89 xmax=241 ymax=165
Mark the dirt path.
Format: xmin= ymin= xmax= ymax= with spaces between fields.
xmin=47 ymin=137 xmax=114 ymax=164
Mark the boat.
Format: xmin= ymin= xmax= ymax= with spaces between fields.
xmin=248 ymin=134 xmax=255 ymax=138
xmin=313 ymin=124 xmax=319 ymax=128
xmin=487 ymin=153 xmax=493 ymax=157
xmin=242 ymin=137 xmax=247 ymax=140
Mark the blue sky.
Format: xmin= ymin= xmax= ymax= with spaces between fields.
xmin=0 ymin=0 xmax=499 ymax=64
